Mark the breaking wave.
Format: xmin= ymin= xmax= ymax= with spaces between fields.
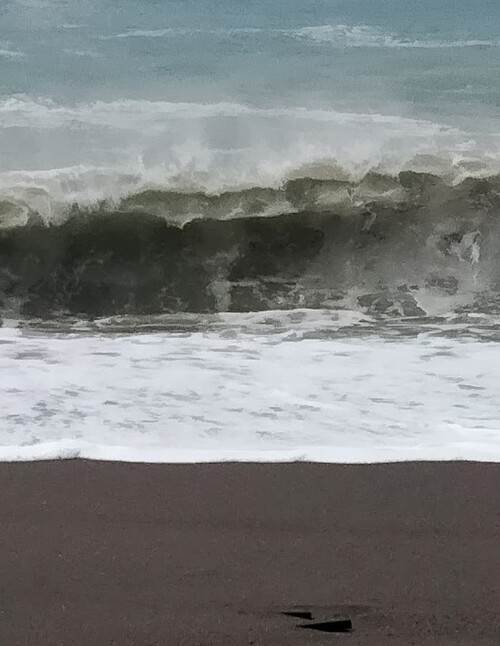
xmin=1 ymin=171 xmax=500 ymax=319
xmin=1 ymin=98 xmax=500 ymax=320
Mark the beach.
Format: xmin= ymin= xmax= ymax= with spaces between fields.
xmin=2 ymin=460 xmax=499 ymax=645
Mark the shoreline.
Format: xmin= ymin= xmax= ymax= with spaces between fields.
xmin=2 ymin=460 xmax=499 ymax=645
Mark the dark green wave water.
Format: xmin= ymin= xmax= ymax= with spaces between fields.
xmin=1 ymin=172 xmax=499 ymax=318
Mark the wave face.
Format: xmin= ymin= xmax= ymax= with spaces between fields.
xmin=1 ymin=172 xmax=500 ymax=318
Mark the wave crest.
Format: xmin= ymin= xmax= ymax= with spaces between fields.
xmin=2 ymin=97 xmax=500 ymax=217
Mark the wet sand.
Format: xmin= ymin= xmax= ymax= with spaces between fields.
xmin=1 ymin=460 xmax=499 ymax=645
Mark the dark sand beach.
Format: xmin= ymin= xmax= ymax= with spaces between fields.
xmin=1 ymin=461 xmax=499 ymax=645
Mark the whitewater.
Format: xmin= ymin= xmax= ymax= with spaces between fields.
xmin=2 ymin=313 xmax=500 ymax=463
xmin=1 ymin=0 xmax=500 ymax=463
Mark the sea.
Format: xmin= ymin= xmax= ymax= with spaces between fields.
xmin=1 ymin=0 xmax=500 ymax=463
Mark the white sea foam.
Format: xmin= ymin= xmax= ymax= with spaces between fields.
xmin=3 ymin=441 xmax=499 ymax=464
xmin=101 ymin=24 xmax=498 ymax=49
xmin=106 ymin=27 xmax=283 ymax=39
xmin=0 ymin=48 xmax=24 ymax=59
xmin=104 ymin=28 xmax=194 ymax=39
xmin=1 ymin=316 xmax=500 ymax=464
xmin=0 ymin=96 xmax=449 ymax=129
xmin=289 ymin=25 xmax=497 ymax=49
xmin=63 ymin=49 xmax=103 ymax=58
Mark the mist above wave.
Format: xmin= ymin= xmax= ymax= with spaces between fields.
xmin=1 ymin=96 xmax=500 ymax=218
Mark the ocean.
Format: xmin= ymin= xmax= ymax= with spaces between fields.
xmin=1 ymin=0 xmax=500 ymax=462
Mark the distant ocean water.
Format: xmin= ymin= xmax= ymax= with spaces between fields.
xmin=1 ymin=0 xmax=500 ymax=462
